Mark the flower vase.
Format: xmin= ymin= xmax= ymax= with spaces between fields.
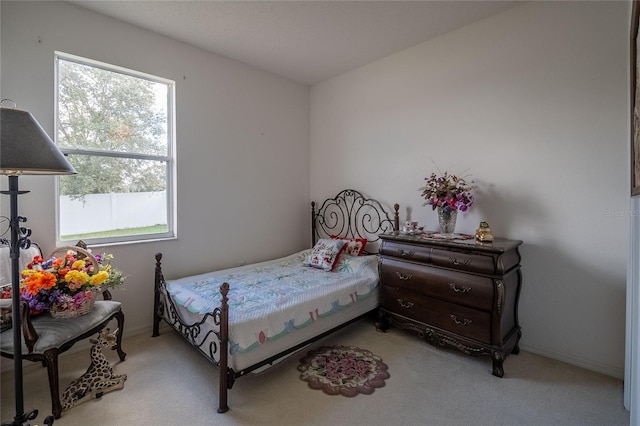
xmin=436 ymin=207 xmax=458 ymax=235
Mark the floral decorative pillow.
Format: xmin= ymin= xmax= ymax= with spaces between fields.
xmin=304 ymin=239 xmax=347 ymax=271
xmin=330 ymin=236 xmax=367 ymax=256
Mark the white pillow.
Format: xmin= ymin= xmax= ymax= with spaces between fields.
xmin=303 ymin=239 xmax=347 ymax=271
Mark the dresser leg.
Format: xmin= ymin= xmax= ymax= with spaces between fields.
xmin=492 ymin=351 xmax=505 ymax=378
xmin=375 ymin=310 xmax=390 ymax=332
xmin=511 ymin=329 xmax=522 ymax=355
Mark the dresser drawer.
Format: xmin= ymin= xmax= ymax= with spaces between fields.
xmin=381 ymin=286 xmax=491 ymax=344
xmin=380 ymin=258 xmax=494 ymax=310
xmin=380 ymin=240 xmax=431 ymax=263
xmin=381 ymin=239 xmax=502 ymax=275
xmin=430 ymin=248 xmax=497 ymax=275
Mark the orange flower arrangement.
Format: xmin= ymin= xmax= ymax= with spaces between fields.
xmin=20 ymin=249 xmax=123 ymax=314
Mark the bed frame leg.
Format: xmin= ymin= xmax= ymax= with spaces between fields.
xmin=152 ymin=253 xmax=163 ymax=337
xmin=310 ymin=201 xmax=317 ymax=247
xmin=217 ymin=369 xmax=232 ymax=413
xmin=217 ymin=282 xmax=230 ymax=413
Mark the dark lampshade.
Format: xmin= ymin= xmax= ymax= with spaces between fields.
xmin=1 ymin=107 xmax=76 ymax=176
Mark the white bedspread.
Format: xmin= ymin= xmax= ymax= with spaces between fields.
xmin=166 ymin=250 xmax=379 ymax=355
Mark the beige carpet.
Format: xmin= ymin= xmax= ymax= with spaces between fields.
xmin=0 ymin=318 xmax=630 ymax=426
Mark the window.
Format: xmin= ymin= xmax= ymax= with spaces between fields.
xmin=55 ymin=52 xmax=175 ymax=245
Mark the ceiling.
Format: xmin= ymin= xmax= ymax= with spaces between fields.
xmin=69 ymin=1 xmax=522 ymax=85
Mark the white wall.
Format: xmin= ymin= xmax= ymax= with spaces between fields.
xmin=0 ymin=0 xmax=631 ymax=381
xmin=0 ymin=1 xmax=310 ymax=339
xmin=310 ymin=1 xmax=629 ymax=377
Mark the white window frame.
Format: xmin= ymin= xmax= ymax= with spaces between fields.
xmin=54 ymin=52 xmax=177 ymax=246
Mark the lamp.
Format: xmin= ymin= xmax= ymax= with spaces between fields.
xmin=1 ymin=103 xmax=76 ymax=426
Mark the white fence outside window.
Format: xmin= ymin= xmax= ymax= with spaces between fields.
xmin=59 ymin=191 xmax=167 ymax=236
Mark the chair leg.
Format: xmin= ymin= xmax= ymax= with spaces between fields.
xmin=113 ymin=310 xmax=126 ymax=361
xmin=42 ymin=348 xmax=62 ymax=419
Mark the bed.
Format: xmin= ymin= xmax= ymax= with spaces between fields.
xmin=152 ymin=189 xmax=399 ymax=413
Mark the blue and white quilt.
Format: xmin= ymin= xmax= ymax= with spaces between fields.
xmin=166 ymin=250 xmax=379 ymax=355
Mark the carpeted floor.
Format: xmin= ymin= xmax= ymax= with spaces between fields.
xmin=0 ymin=318 xmax=630 ymax=425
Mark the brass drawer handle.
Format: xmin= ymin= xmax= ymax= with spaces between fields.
xmin=449 ymin=257 xmax=471 ymax=266
xmin=450 ymin=314 xmax=472 ymax=326
xmin=449 ymin=283 xmax=471 ymax=293
xmin=399 ymin=249 xmax=415 ymax=257
xmin=397 ymin=299 xmax=415 ymax=309
xmin=395 ymin=271 xmax=413 ymax=281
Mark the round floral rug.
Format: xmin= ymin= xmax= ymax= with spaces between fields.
xmin=297 ymin=345 xmax=389 ymax=397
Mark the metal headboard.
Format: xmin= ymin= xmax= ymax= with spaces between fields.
xmin=311 ymin=189 xmax=399 ymax=253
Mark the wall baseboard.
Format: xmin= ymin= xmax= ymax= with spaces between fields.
xmin=2 ymin=325 xmax=625 ymax=381
xmin=521 ymin=343 xmax=624 ymax=380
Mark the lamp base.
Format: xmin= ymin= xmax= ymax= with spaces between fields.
xmin=0 ymin=177 xmax=53 ymax=426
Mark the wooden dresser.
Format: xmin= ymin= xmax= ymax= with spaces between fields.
xmin=376 ymin=232 xmax=523 ymax=377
